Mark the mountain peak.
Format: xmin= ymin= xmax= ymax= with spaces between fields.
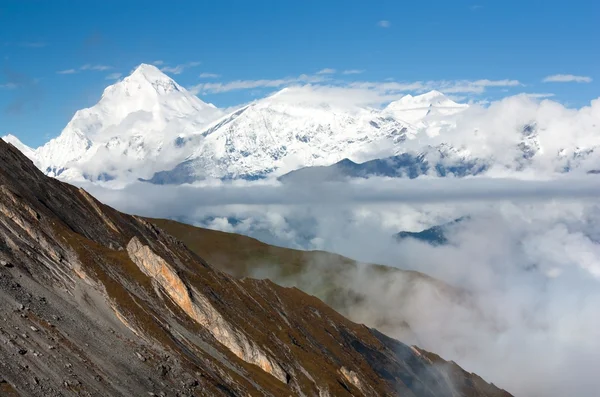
xmin=130 ymin=63 xmax=173 ymax=83
xmin=418 ymin=89 xmax=445 ymax=99
xmin=1 ymin=134 xmax=37 ymax=162
xmin=102 ymin=63 xmax=182 ymax=99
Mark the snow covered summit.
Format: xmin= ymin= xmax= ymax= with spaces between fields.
xmin=34 ymin=64 xmax=224 ymax=182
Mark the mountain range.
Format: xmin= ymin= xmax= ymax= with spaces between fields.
xmin=3 ymin=63 xmax=600 ymax=185
xmin=0 ymin=132 xmax=513 ymax=396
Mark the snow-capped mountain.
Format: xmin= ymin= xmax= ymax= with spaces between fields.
xmin=384 ymin=90 xmax=468 ymax=124
xmin=5 ymin=65 xmax=599 ymax=185
xmin=1 ymin=134 xmax=37 ymax=163
xmin=34 ymin=64 xmax=224 ymax=182
xmin=146 ymin=88 xmax=469 ymax=183
xmin=3 ymin=66 xmax=474 ymax=184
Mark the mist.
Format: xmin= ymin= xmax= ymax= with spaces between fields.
xmin=80 ymin=175 xmax=600 ymax=397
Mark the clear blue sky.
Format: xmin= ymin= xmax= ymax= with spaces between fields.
xmin=1 ymin=0 xmax=598 ymax=147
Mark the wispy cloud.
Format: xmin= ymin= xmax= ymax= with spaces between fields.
xmin=105 ymin=72 xmax=123 ymax=80
xmin=161 ymin=61 xmax=201 ymax=75
xmin=543 ymin=74 xmax=592 ymax=83
xmin=348 ymin=78 xmax=521 ymax=95
xmin=57 ymin=64 xmax=114 ymax=75
xmin=190 ymin=71 xmax=522 ymax=99
xmin=152 ymin=60 xmax=164 ymax=66
xmin=0 ymin=82 xmax=18 ymax=89
xmin=189 ymin=73 xmax=329 ymax=95
xmin=470 ymin=5 xmax=483 ymax=10
xmin=342 ymin=70 xmax=365 ymax=75
xmin=521 ymin=92 xmax=556 ymax=99
xmin=317 ymin=68 xmax=336 ymax=75
xmin=19 ymin=42 xmax=46 ymax=48
xmin=81 ymin=64 xmax=112 ymax=71
xmin=57 ymin=69 xmax=78 ymax=75
xmin=199 ymin=72 xmax=221 ymax=78
xmin=377 ymin=20 xmax=391 ymax=28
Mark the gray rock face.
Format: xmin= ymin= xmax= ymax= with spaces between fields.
xmin=0 ymin=139 xmax=512 ymax=397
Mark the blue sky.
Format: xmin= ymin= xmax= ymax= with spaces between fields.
xmin=1 ymin=0 xmax=598 ymax=147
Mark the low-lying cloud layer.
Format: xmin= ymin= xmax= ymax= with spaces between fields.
xmin=84 ymin=175 xmax=600 ymax=396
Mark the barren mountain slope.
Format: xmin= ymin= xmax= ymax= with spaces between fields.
xmin=0 ymin=140 xmax=511 ymax=397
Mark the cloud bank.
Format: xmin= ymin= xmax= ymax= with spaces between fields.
xmin=543 ymin=74 xmax=593 ymax=83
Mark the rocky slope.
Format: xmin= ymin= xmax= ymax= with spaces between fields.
xmin=0 ymin=138 xmax=512 ymax=396
xmin=145 ymin=217 xmax=473 ymax=346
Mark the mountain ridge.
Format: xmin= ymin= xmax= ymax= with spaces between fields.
xmin=6 ymin=65 xmax=599 ymax=185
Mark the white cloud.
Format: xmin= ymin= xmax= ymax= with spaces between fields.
xmin=85 ymin=176 xmax=600 ymax=397
xmin=105 ymin=72 xmax=122 ymax=80
xmin=161 ymin=61 xmax=201 ymax=75
xmin=189 ymin=72 xmax=521 ymax=98
xmin=189 ymin=73 xmax=329 ymax=95
xmin=543 ymin=74 xmax=593 ymax=83
xmin=342 ymin=69 xmax=365 ymax=75
xmin=57 ymin=69 xmax=78 ymax=75
xmin=316 ymin=68 xmax=336 ymax=75
xmin=57 ymin=64 xmax=114 ymax=75
xmin=81 ymin=64 xmax=112 ymax=71
xmin=199 ymin=72 xmax=221 ymax=78
xmin=152 ymin=60 xmax=164 ymax=66
xmin=520 ymin=92 xmax=556 ymax=99
xmin=345 ymin=78 xmax=521 ymax=97
xmin=377 ymin=20 xmax=391 ymax=28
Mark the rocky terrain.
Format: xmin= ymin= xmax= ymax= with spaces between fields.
xmin=0 ymin=139 xmax=512 ymax=396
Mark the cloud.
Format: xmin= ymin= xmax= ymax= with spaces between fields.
xmin=189 ymin=71 xmax=521 ymax=98
xmin=152 ymin=60 xmax=164 ymax=66
xmin=342 ymin=69 xmax=365 ymax=75
xmin=57 ymin=64 xmax=114 ymax=75
xmin=105 ymin=72 xmax=122 ymax=80
xmin=85 ymin=176 xmax=600 ymax=212
xmin=344 ymin=78 xmax=521 ymax=98
xmin=84 ymin=176 xmax=600 ymax=397
xmin=470 ymin=4 xmax=483 ymax=10
xmin=520 ymin=92 xmax=555 ymax=99
xmin=316 ymin=68 xmax=336 ymax=75
xmin=80 ymin=64 xmax=112 ymax=71
xmin=199 ymin=72 xmax=221 ymax=78
xmin=57 ymin=69 xmax=78 ymax=75
xmin=189 ymin=73 xmax=329 ymax=95
xmin=0 ymin=82 xmax=18 ymax=89
xmin=19 ymin=42 xmax=46 ymax=48
xmin=161 ymin=61 xmax=201 ymax=75
xmin=543 ymin=74 xmax=593 ymax=83
xmin=377 ymin=20 xmax=391 ymax=28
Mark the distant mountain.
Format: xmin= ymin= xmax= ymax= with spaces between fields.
xmin=143 ymin=88 xmax=423 ymax=183
xmin=395 ymin=217 xmax=468 ymax=246
xmin=1 ymin=134 xmax=37 ymax=163
xmin=279 ymin=152 xmax=487 ymax=183
xmin=0 ymin=137 xmax=513 ymax=396
xmin=6 ymin=67 xmax=600 ymax=185
xmin=22 ymin=64 xmax=223 ymax=183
